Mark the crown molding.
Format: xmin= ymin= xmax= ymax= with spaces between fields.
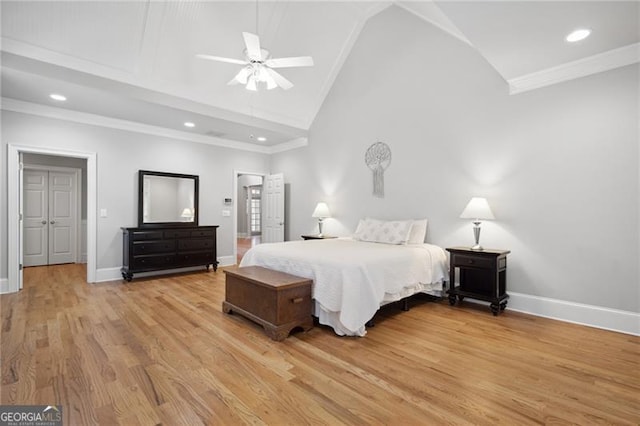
xmin=1 ymin=98 xmax=277 ymax=153
xmin=269 ymin=137 xmax=308 ymax=154
xmin=509 ymin=43 xmax=640 ymax=95
xmin=2 ymin=97 xmax=307 ymax=154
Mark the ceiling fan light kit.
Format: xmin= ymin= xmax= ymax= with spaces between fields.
xmin=197 ymin=32 xmax=313 ymax=91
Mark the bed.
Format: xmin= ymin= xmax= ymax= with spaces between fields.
xmin=239 ymin=233 xmax=449 ymax=336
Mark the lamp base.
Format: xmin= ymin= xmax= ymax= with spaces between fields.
xmin=471 ymin=221 xmax=484 ymax=251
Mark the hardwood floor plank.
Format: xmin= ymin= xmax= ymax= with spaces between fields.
xmin=1 ymin=264 xmax=638 ymax=425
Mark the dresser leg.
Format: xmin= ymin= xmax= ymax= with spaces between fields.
xmin=490 ymin=303 xmax=499 ymax=316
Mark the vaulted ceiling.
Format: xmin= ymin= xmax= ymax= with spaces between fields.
xmin=2 ymin=1 xmax=638 ymax=153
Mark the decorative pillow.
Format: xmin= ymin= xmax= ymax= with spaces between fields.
xmin=407 ymin=219 xmax=428 ymax=244
xmin=354 ymin=218 xmax=413 ymax=245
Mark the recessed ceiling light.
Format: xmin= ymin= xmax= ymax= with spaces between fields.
xmin=257 ymin=136 xmax=267 ymax=142
xmin=566 ymin=28 xmax=591 ymax=43
xmin=49 ymin=93 xmax=67 ymax=101
xmin=184 ymin=122 xmax=195 ymax=128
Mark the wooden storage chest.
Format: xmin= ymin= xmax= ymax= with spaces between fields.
xmin=223 ymin=266 xmax=313 ymax=341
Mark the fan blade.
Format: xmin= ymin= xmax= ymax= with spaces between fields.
xmin=243 ymin=32 xmax=262 ymax=61
xmin=265 ymin=68 xmax=293 ymax=90
xmin=265 ymin=56 xmax=314 ymax=68
xmin=196 ymin=54 xmax=247 ymax=65
xmin=228 ymin=67 xmax=250 ymax=85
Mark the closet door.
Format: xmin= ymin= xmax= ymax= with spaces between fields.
xmin=23 ymin=170 xmax=49 ymax=267
xmin=23 ymin=169 xmax=78 ymax=266
xmin=48 ymin=171 xmax=77 ymax=264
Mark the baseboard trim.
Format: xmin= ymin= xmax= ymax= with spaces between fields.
xmin=217 ymin=255 xmax=236 ymax=267
xmin=95 ymin=267 xmax=123 ymax=283
xmin=0 ymin=278 xmax=11 ymax=294
xmin=507 ymin=292 xmax=639 ymax=336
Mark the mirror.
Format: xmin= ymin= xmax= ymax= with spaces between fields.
xmin=138 ymin=170 xmax=199 ymax=228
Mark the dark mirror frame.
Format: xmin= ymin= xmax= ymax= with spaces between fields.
xmin=138 ymin=170 xmax=199 ymax=228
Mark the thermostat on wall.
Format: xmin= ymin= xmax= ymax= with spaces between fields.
xmin=224 ymin=198 xmax=232 ymax=205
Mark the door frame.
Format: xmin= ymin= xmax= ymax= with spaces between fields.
xmin=23 ymin=164 xmax=83 ymax=265
xmin=8 ymin=144 xmax=96 ymax=292
xmin=233 ymin=170 xmax=265 ymax=265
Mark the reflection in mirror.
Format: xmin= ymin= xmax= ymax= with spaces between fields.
xmin=143 ymin=175 xmax=195 ymax=223
xmin=138 ymin=170 xmax=199 ymax=227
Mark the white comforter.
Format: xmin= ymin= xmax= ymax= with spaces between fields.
xmin=239 ymin=238 xmax=448 ymax=336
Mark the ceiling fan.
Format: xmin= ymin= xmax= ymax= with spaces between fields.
xmin=197 ymin=32 xmax=314 ymax=91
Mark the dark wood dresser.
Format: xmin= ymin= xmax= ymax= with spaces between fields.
xmin=121 ymin=225 xmax=218 ymax=281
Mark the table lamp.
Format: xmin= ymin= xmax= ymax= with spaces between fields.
xmin=460 ymin=197 xmax=494 ymax=250
xmin=312 ymin=202 xmax=331 ymax=236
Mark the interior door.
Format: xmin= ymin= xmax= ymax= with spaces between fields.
xmin=23 ymin=169 xmax=49 ymax=267
xmin=262 ymin=173 xmax=285 ymax=243
xmin=23 ymin=169 xmax=77 ymax=266
xmin=18 ymin=154 xmax=24 ymax=289
xmin=48 ymin=171 xmax=77 ymax=264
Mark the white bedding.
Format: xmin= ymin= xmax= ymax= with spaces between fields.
xmin=239 ymin=237 xmax=448 ymax=336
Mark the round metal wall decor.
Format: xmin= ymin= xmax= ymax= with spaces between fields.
xmin=365 ymin=141 xmax=391 ymax=198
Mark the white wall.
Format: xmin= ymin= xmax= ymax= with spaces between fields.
xmin=1 ymin=111 xmax=270 ymax=279
xmin=271 ymin=6 xmax=639 ymax=314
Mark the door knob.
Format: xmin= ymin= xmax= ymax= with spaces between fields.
xmin=50 ymin=220 xmax=56 ymax=224
xmin=41 ymin=220 xmax=47 ymax=225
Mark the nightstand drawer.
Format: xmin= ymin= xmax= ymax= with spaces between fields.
xmin=453 ymin=254 xmax=494 ymax=269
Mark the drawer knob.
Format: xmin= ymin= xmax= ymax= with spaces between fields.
xmin=291 ymin=297 xmax=303 ymax=304
xmin=468 ymin=259 xmax=474 ymax=264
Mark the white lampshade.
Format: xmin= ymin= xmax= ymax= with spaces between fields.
xmin=312 ymin=202 xmax=331 ymax=218
xmin=460 ymin=197 xmax=495 ymax=220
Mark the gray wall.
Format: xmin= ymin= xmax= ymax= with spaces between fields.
xmin=271 ymin=6 xmax=639 ymax=312
xmin=1 ymin=111 xmax=271 ymax=275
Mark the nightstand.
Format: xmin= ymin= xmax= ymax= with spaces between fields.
xmin=446 ymin=247 xmax=510 ymax=315
xmin=301 ymin=235 xmax=337 ymax=240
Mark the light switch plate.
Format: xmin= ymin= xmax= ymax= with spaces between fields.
xmin=100 ymin=208 xmax=107 ymax=218
xmin=222 ymin=210 xmax=231 ymax=217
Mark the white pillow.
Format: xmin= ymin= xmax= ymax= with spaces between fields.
xmin=354 ymin=218 xmax=413 ymax=245
xmin=407 ymin=219 xmax=428 ymax=244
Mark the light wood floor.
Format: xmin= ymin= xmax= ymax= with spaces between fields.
xmin=2 ymin=264 xmax=638 ymax=425
xmin=237 ymin=235 xmax=261 ymax=264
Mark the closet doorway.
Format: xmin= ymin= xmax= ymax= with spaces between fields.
xmin=23 ymin=167 xmax=80 ymax=266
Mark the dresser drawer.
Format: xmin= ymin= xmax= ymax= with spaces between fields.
xmin=453 ymin=254 xmax=494 ymax=269
xmin=177 ymin=251 xmax=214 ymax=265
xmin=132 ymin=254 xmax=176 ymax=269
xmin=191 ymin=229 xmax=215 ymax=238
xmin=164 ymin=230 xmax=190 ymax=239
xmin=178 ymin=239 xmax=214 ymax=251
xmin=133 ymin=240 xmax=176 ymax=255
xmin=131 ymin=230 xmax=164 ymax=241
